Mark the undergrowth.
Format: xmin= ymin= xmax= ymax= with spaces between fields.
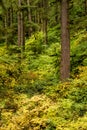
xmin=0 ymin=29 xmax=87 ymax=129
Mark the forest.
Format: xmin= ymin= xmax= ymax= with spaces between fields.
xmin=0 ymin=0 xmax=87 ymax=129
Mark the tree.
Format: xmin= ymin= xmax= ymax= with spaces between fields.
xmin=18 ymin=0 xmax=25 ymax=50
xmin=0 ymin=0 xmax=6 ymax=10
xmin=42 ymin=0 xmax=48 ymax=44
xmin=84 ymin=0 xmax=87 ymax=14
xmin=0 ymin=0 xmax=16 ymax=47
xmin=18 ymin=0 xmax=22 ymax=47
xmin=27 ymin=0 xmax=32 ymax=36
xmin=60 ymin=0 xmax=70 ymax=81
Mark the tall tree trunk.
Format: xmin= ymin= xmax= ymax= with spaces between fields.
xmin=43 ymin=0 xmax=48 ymax=44
xmin=60 ymin=0 xmax=70 ymax=81
xmin=38 ymin=1 xmax=44 ymax=32
xmin=7 ymin=8 xmax=10 ymax=26
xmin=18 ymin=0 xmax=25 ymax=50
xmin=10 ymin=6 xmax=13 ymax=26
xmin=18 ymin=0 xmax=21 ymax=47
xmin=5 ymin=14 xmax=8 ymax=48
xmin=4 ymin=8 xmax=11 ymax=48
xmin=84 ymin=0 xmax=87 ymax=14
xmin=27 ymin=0 xmax=32 ymax=36
xmin=21 ymin=11 xmax=25 ymax=50
xmin=37 ymin=2 xmax=42 ymax=31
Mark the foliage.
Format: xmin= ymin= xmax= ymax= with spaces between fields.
xmin=0 ymin=30 xmax=87 ymax=129
xmin=71 ymin=30 xmax=87 ymax=76
xmin=0 ymin=0 xmax=87 ymax=129
xmin=0 ymin=66 xmax=87 ymax=130
xmin=26 ymin=32 xmax=44 ymax=55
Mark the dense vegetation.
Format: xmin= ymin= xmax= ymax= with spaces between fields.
xmin=0 ymin=0 xmax=87 ymax=130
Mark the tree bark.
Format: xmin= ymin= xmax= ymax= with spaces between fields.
xmin=4 ymin=14 xmax=8 ymax=48
xmin=18 ymin=0 xmax=25 ymax=50
xmin=21 ymin=11 xmax=25 ymax=50
xmin=42 ymin=0 xmax=48 ymax=44
xmin=27 ymin=0 xmax=32 ymax=36
xmin=18 ymin=0 xmax=21 ymax=47
xmin=10 ymin=6 xmax=13 ymax=26
xmin=60 ymin=0 xmax=70 ymax=81
xmin=84 ymin=0 xmax=87 ymax=14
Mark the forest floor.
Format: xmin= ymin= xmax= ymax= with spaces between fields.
xmin=0 ymin=29 xmax=87 ymax=130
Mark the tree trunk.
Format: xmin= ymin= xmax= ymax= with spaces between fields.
xmin=27 ymin=0 xmax=32 ymax=36
xmin=18 ymin=0 xmax=21 ymax=47
xmin=37 ymin=2 xmax=42 ymax=30
xmin=18 ymin=0 xmax=25 ymax=50
xmin=84 ymin=0 xmax=87 ymax=14
xmin=38 ymin=1 xmax=44 ymax=32
xmin=5 ymin=15 xmax=8 ymax=48
xmin=60 ymin=0 xmax=70 ymax=81
xmin=43 ymin=0 xmax=48 ymax=44
xmin=21 ymin=11 xmax=25 ymax=51
xmin=4 ymin=8 xmax=11 ymax=48
xmin=10 ymin=6 xmax=13 ymax=26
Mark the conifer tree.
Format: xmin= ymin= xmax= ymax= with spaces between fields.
xmin=60 ymin=0 xmax=70 ymax=81
xmin=18 ymin=0 xmax=25 ymax=50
